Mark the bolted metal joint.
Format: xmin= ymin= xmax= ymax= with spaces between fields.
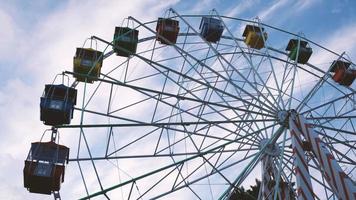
xmin=277 ymin=110 xmax=289 ymax=127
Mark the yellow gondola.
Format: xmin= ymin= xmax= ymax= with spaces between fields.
xmin=242 ymin=25 xmax=268 ymax=49
xmin=73 ymin=48 xmax=103 ymax=83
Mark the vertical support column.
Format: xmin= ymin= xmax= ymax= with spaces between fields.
xmin=259 ymin=136 xmax=294 ymax=200
xmin=289 ymin=113 xmax=315 ymax=200
xmin=261 ymin=155 xmax=294 ymax=200
xmin=296 ymin=114 xmax=356 ymax=200
xmin=280 ymin=182 xmax=292 ymax=200
xmin=261 ymin=155 xmax=273 ymax=200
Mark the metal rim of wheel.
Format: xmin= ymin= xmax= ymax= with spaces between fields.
xmin=54 ymin=8 xmax=355 ymax=199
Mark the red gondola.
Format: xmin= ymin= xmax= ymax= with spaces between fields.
xmin=156 ymin=18 xmax=180 ymax=45
xmin=330 ymin=60 xmax=356 ymax=86
xmin=23 ymin=142 xmax=69 ymax=195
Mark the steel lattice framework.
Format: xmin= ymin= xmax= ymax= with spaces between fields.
xmin=41 ymin=8 xmax=356 ymax=200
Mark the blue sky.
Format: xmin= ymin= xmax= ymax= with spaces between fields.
xmin=0 ymin=0 xmax=356 ymax=199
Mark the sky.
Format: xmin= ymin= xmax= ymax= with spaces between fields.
xmin=0 ymin=0 xmax=356 ymax=199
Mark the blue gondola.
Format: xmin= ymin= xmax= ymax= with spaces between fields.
xmin=199 ymin=17 xmax=224 ymax=43
xmin=40 ymin=84 xmax=77 ymax=126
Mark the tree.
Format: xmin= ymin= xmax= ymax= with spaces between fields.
xmin=229 ymin=179 xmax=296 ymax=200
xmin=229 ymin=179 xmax=261 ymax=200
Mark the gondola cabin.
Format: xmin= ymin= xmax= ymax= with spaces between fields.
xmin=113 ymin=27 xmax=139 ymax=57
xmin=242 ymin=25 xmax=268 ymax=50
xmin=286 ymin=39 xmax=312 ymax=64
xmin=199 ymin=17 xmax=224 ymax=43
xmin=330 ymin=60 xmax=356 ymax=86
xmin=73 ymin=48 xmax=103 ymax=83
xmin=156 ymin=18 xmax=180 ymax=45
xmin=23 ymin=142 xmax=69 ymax=195
xmin=40 ymin=84 xmax=77 ymax=126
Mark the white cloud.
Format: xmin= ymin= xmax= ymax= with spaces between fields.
xmin=256 ymin=0 xmax=289 ymax=21
xmin=294 ymin=0 xmax=321 ymax=11
xmin=1 ymin=0 xmax=355 ymax=199
xmin=0 ymin=0 xmax=182 ymax=199
xmin=189 ymin=0 xmax=217 ymax=13
xmin=225 ymin=0 xmax=257 ymax=17
xmin=0 ymin=9 xmax=24 ymax=62
xmin=254 ymin=0 xmax=320 ymax=25
xmin=309 ymin=23 xmax=356 ymax=66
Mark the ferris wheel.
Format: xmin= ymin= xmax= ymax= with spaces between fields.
xmin=23 ymin=8 xmax=356 ymax=200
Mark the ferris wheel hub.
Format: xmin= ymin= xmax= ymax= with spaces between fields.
xmin=277 ymin=110 xmax=289 ymax=126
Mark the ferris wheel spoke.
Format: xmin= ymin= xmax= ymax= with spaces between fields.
xmin=308 ymin=160 xmax=337 ymax=198
xmin=135 ymin=163 xmax=183 ymax=199
xmin=100 ymin=61 xmax=278 ymax=144
xmin=257 ymin=34 xmax=287 ymax=110
xmin=153 ymin=151 xmax=260 ymax=200
xmin=24 ymin=9 xmax=356 ymax=199
xmin=315 ymin=131 xmax=356 ymax=165
xmin=76 ymin=160 xmax=90 ymax=197
xmin=280 ymin=153 xmax=296 ymax=184
xmin=308 ymin=115 xmax=356 ymax=121
xmin=314 ymin=115 xmax=356 ymax=136
xmin=72 ymin=106 xmax=263 ymax=158
xmin=69 ymin=147 xmax=260 ymax=162
xmin=277 ymin=61 xmax=296 ymax=108
xmin=281 ymin=154 xmax=333 ymax=199
xmin=155 ymin=125 xmax=261 ymax=157
xmin=284 ymin=64 xmax=298 ymax=110
xmin=168 ymin=51 xmax=277 ymax=118
xmin=76 ymin=80 xmax=112 ymax=199
xmin=297 ymin=76 xmax=354 ymax=113
xmin=170 ymin=57 xmax=242 ymax=152
xmin=79 ymin=124 xmax=267 ymax=199
xmin=218 ymin=126 xmax=285 ymax=199
xmin=74 ymin=89 xmax=268 ymax=149
xmin=311 ymin=122 xmax=356 ymax=136
xmin=174 ymin=60 xmax=272 ymax=151
xmin=216 ymin=10 xmax=285 ymax=111
xmin=72 ymin=108 xmax=239 ymax=150
xmin=301 ymin=91 xmax=355 ymax=115
xmin=213 ymin=12 xmax=283 ymax=112
xmin=78 ymin=129 xmax=110 ymax=200
xmin=211 ymin=53 xmax=280 ymax=141
xmin=103 ymin=73 xmax=277 ymax=117
xmin=100 ymin=52 xmax=277 ymax=117
xmin=197 ymin=123 xmax=277 ymax=157
xmin=126 ymin=19 xmax=279 ymax=114
xmin=139 ymin=81 xmax=270 ymax=144
xmin=173 ymin=142 xmax=235 ymax=197
xmin=168 ymin=11 xmax=281 ymax=112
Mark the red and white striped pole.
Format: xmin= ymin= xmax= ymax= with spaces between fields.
xmin=289 ymin=113 xmax=315 ymax=200
xmin=296 ymin=114 xmax=356 ymax=200
xmin=261 ymin=154 xmax=293 ymax=199
xmin=262 ymin=155 xmax=273 ymax=200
